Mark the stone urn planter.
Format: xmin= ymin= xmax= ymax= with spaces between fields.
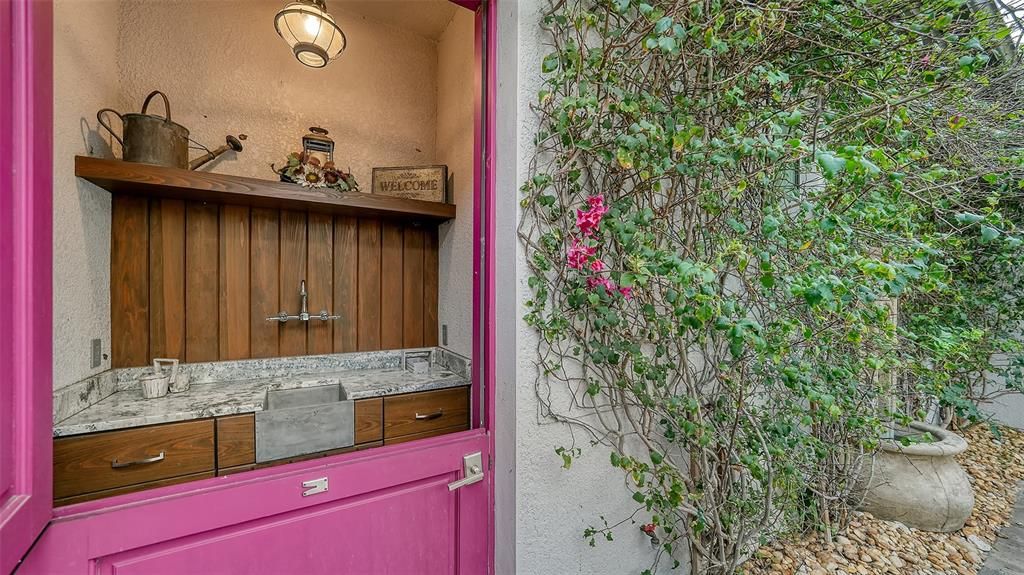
xmin=858 ymin=421 xmax=975 ymax=532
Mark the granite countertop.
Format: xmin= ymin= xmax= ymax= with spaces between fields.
xmin=54 ymin=349 xmax=470 ymax=437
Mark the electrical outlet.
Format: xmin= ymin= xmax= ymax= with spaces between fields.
xmin=91 ymin=338 xmax=102 ymax=368
xmin=442 ymin=324 xmax=448 ymax=346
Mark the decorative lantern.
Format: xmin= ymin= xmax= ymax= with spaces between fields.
xmin=302 ymin=127 xmax=334 ymax=166
xmin=274 ymin=0 xmax=347 ymax=68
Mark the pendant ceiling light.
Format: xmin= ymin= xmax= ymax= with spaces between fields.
xmin=274 ymin=0 xmax=347 ymax=68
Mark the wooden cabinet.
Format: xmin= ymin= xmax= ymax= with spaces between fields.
xmin=216 ymin=414 xmax=255 ymax=468
xmin=53 ymin=420 xmax=215 ymax=502
xmin=354 ymin=397 xmax=383 ymax=444
xmin=53 ymin=388 xmax=469 ymax=506
xmin=383 ymin=387 xmax=470 ymax=439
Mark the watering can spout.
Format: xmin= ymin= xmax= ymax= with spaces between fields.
xmin=189 ymin=135 xmax=244 ymax=170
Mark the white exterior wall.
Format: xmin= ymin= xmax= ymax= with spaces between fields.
xmin=495 ymin=2 xmax=665 ymax=573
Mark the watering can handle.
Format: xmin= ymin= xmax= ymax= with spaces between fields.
xmin=140 ymin=90 xmax=172 ymax=123
xmin=96 ymin=108 xmax=125 ymax=147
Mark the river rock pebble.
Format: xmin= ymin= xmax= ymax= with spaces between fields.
xmin=745 ymin=425 xmax=1024 ymax=574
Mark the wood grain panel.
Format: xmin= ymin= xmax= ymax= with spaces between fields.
xmin=423 ymin=227 xmax=439 ymax=347
xmin=354 ymin=397 xmax=383 ymax=444
xmin=54 ymin=471 xmax=215 ymax=507
xmin=111 ymin=195 xmax=150 ymax=368
xmin=53 ymin=420 xmax=215 ymax=499
xmin=403 ymin=226 xmax=425 ymax=348
xmin=250 ymin=208 xmax=280 ymax=358
xmin=357 ymin=218 xmax=382 ymax=351
xmin=383 ymin=387 xmax=470 ymax=439
xmin=215 ymin=414 xmax=254 ymax=468
xmin=307 ymin=213 xmax=333 ymax=354
xmin=149 ymin=199 xmax=185 ymax=361
xmin=279 ymin=211 xmax=308 ymax=356
xmin=333 ymin=216 xmax=358 ymax=353
xmin=381 ymin=222 xmax=404 ymax=349
xmin=111 ymin=200 xmax=442 ymax=366
xmin=185 ymin=203 xmax=219 ymax=362
xmin=219 ymin=205 xmax=250 ymax=360
xmin=383 ymin=424 xmax=469 ymax=446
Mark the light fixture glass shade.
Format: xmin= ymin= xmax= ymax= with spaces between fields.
xmin=274 ymin=0 xmax=346 ymax=68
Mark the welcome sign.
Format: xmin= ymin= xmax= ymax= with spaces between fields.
xmin=371 ymin=165 xmax=448 ymax=203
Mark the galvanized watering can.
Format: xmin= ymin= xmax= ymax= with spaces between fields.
xmin=97 ymin=90 xmax=242 ymax=170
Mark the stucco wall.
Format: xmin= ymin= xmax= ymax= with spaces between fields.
xmin=436 ymin=9 xmax=475 ymax=357
xmin=52 ymin=0 xmax=119 ymax=390
xmin=117 ymin=0 xmax=438 ymax=188
xmin=504 ymin=1 xmax=665 ymax=573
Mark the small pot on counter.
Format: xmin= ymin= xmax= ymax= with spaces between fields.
xmin=138 ymin=372 xmax=170 ymax=399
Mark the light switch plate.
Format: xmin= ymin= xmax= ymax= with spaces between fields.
xmin=91 ymin=338 xmax=102 ymax=368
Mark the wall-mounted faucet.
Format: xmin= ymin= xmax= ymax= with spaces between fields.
xmin=266 ymin=280 xmax=341 ymax=323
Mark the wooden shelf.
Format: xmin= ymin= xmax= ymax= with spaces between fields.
xmin=75 ymin=156 xmax=456 ymax=222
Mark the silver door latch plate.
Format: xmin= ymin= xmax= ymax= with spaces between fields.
xmin=302 ymin=477 xmax=328 ymax=497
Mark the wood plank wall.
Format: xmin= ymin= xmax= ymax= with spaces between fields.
xmin=111 ymin=196 xmax=440 ymax=368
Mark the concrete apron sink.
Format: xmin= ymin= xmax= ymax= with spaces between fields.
xmin=858 ymin=421 xmax=975 ymax=532
xmin=255 ymin=384 xmax=354 ymax=463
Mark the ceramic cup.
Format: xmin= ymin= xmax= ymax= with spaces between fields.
xmin=139 ymin=372 xmax=170 ymax=399
xmin=154 ymin=358 xmax=189 ymax=393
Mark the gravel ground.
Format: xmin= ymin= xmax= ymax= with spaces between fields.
xmin=744 ymin=425 xmax=1024 ymax=575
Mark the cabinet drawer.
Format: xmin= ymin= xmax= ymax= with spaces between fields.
xmin=54 ymin=419 xmax=215 ymax=500
xmin=383 ymin=387 xmax=469 ymax=439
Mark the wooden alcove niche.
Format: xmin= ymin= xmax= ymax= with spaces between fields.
xmin=77 ymin=157 xmax=454 ymax=367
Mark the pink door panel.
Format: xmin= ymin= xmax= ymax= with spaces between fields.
xmin=101 ymin=475 xmax=458 ymax=575
xmin=0 ymin=0 xmax=54 ymax=572
xmin=19 ymin=431 xmax=489 ymax=575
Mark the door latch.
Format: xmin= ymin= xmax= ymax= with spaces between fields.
xmin=302 ymin=477 xmax=329 ymax=497
xmin=447 ymin=452 xmax=484 ymax=491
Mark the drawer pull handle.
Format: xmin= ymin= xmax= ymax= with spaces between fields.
xmin=415 ymin=409 xmax=444 ymax=421
xmin=111 ymin=451 xmax=165 ymax=468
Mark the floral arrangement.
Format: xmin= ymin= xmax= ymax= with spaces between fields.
xmin=274 ymin=152 xmax=359 ymax=193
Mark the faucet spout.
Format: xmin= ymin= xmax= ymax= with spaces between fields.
xmin=299 ymin=280 xmax=309 ymax=321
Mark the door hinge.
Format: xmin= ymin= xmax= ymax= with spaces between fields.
xmin=488 ymin=453 xmax=494 ymax=470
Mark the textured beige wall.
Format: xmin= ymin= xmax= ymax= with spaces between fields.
xmin=117 ymin=0 xmax=439 ymax=188
xmin=52 ymin=0 xmax=119 ymax=390
xmin=436 ymin=8 xmax=475 ymax=357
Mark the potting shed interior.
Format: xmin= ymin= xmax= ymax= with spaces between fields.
xmin=50 ymin=0 xmax=479 ymax=506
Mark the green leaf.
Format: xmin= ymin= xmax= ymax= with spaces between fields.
xmin=632 ymin=491 xmax=646 ymax=503
xmin=981 ymin=225 xmax=1000 ymax=242
xmin=816 ymin=151 xmax=846 ymax=179
xmin=955 ymin=212 xmax=984 ymax=224
xmin=649 ymin=450 xmax=664 ymax=464
xmin=541 ymin=53 xmax=559 ymax=73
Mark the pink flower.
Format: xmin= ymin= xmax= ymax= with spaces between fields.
xmin=589 ymin=258 xmax=606 ymax=272
xmin=576 ymin=195 xmax=608 ymax=237
xmin=566 ymin=239 xmax=597 ymax=270
xmin=587 ymin=276 xmax=617 ymax=294
xmin=618 ymin=286 xmax=634 ymax=300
